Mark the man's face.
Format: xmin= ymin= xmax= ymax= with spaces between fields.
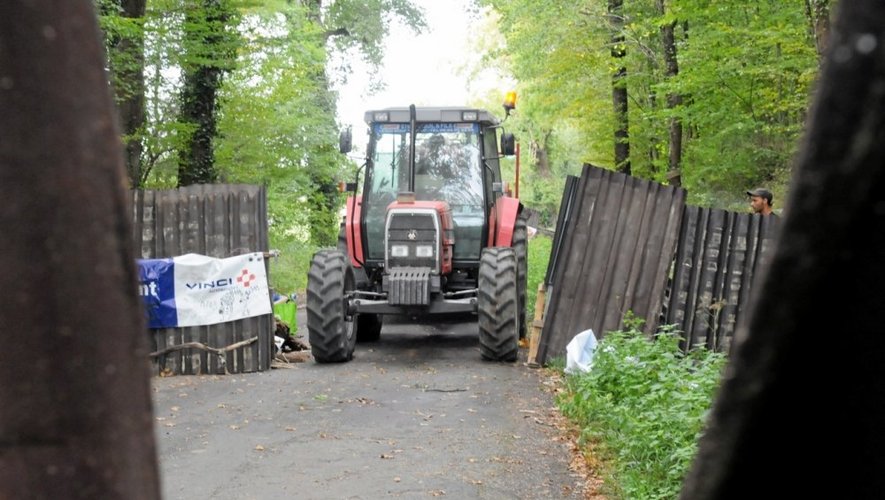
xmin=749 ymin=195 xmax=768 ymax=213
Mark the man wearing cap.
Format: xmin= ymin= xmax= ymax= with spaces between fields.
xmin=747 ymin=188 xmax=775 ymax=216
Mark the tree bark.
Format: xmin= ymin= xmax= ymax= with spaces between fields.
xmin=804 ymin=0 xmax=831 ymax=61
xmin=531 ymin=130 xmax=553 ymax=178
xmin=658 ymin=0 xmax=683 ymax=187
xmin=680 ymin=1 xmax=885 ymax=498
xmin=120 ymin=0 xmax=147 ymax=188
xmin=178 ymin=0 xmax=234 ymax=186
xmin=608 ymin=0 xmax=630 ymax=174
xmin=105 ymin=0 xmax=147 ymax=188
xmin=0 ymin=1 xmax=160 ymax=498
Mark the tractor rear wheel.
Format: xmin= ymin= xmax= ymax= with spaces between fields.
xmin=307 ymin=249 xmax=357 ymax=363
xmin=478 ymin=247 xmax=519 ymax=362
xmin=356 ymin=313 xmax=382 ymax=342
xmin=512 ymin=213 xmax=528 ymax=340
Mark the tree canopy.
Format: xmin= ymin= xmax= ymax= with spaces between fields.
xmin=480 ymin=0 xmax=827 ymax=211
xmin=99 ymin=0 xmax=426 ymax=248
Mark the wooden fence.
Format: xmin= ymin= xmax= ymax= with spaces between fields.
xmin=537 ymin=165 xmax=780 ymax=364
xmin=663 ymin=206 xmax=780 ymax=352
xmin=131 ymin=184 xmax=274 ymax=375
xmin=538 ymin=166 xmax=686 ymax=364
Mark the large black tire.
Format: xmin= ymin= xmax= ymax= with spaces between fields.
xmin=307 ymin=249 xmax=357 ymax=363
xmin=356 ymin=313 xmax=382 ymax=342
xmin=337 ymin=222 xmax=379 ymax=342
xmin=512 ymin=213 xmax=528 ymax=340
xmin=478 ymin=247 xmax=519 ymax=362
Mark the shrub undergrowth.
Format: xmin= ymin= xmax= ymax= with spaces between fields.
xmin=268 ymin=234 xmax=318 ymax=296
xmin=558 ymin=318 xmax=726 ymax=499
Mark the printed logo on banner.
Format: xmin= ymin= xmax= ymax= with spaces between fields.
xmin=174 ymin=253 xmax=272 ymax=328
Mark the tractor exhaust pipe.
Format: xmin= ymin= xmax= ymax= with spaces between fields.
xmin=408 ymin=104 xmax=417 ymax=193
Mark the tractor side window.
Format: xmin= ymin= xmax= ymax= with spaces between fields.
xmin=366 ymin=125 xmax=410 ymax=259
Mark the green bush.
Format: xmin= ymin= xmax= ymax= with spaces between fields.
xmin=268 ymin=234 xmax=319 ymax=296
xmin=558 ymin=320 xmax=726 ymax=499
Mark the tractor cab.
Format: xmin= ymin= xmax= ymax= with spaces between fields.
xmin=361 ymin=107 xmax=508 ymax=272
xmin=307 ymin=100 xmax=527 ymax=364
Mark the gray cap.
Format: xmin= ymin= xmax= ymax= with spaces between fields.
xmin=746 ymin=188 xmax=773 ymax=204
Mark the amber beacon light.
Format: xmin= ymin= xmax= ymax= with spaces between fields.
xmin=503 ymin=91 xmax=518 ymax=116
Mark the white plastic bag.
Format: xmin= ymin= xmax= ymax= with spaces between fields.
xmin=565 ymin=329 xmax=598 ymax=374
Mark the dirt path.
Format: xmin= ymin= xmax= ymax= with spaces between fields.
xmin=152 ymin=313 xmax=587 ymax=499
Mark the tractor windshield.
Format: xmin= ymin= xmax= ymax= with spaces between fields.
xmin=365 ymin=122 xmax=485 ymax=261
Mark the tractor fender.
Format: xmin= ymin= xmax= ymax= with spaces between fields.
xmin=489 ymin=197 xmax=522 ymax=247
xmin=345 ymin=195 xmax=364 ymax=267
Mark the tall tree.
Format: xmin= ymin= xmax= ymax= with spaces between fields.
xmin=1 ymin=1 xmax=160 ymax=496
xmin=177 ymin=0 xmax=240 ymax=186
xmin=485 ymin=0 xmax=820 ymax=207
xmin=608 ymin=0 xmax=631 ymax=174
xmin=804 ymin=0 xmax=831 ymax=61
xmin=681 ymin=2 xmax=885 ymax=497
xmin=101 ymin=0 xmax=148 ymax=187
xmin=658 ymin=0 xmax=682 ymax=187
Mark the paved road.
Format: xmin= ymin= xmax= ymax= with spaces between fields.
xmin=153 ymin=312 xmax=583 ymax=499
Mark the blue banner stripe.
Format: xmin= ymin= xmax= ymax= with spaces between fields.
xmin=138 ymin=258 xmax=178 ymax=329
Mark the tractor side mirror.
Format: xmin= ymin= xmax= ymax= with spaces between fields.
xmin=339 ymin=128 xmax=352 ymax=154
xmin=501 ymin=133 xmax=516 ymax=156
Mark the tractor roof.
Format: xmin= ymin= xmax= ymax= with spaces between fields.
xmin=364 ymin=106 xmax=500 ymax=126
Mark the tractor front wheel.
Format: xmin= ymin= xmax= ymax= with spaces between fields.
xmin=478 ymin=247 xmax=519 ymax=362
xmin=307 ymin=249 xmax=357 ymax=363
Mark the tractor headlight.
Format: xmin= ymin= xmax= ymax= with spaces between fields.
xmin=390 ymin=245 xmax=409 ymax=257
xmin=415 ymin=245 xmax=433 ymax=258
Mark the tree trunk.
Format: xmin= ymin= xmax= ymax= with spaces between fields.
xmin=804 ymin=0 xmax=831 ymax=61
xmin=0 ymin=1 xmax=160 ymax=498
xmin=177 ymin=0 xmax=234 ymax=186
xmin=680 ymin=1 xmax=885 ymax=498
xmin=105 ymin=0 xmax=147 ymax=188
xmin=305 ymin=0 xmax=346 ymax=247
xmin=608 ymin=0 xmax=630 ymax=174
xmin=120 ymin=0 xmax=147 ymax=187
xmin=658 ymin=0 xmax=683 ymax=187
xmin=531 ymin=130 xmax=553 ymax=178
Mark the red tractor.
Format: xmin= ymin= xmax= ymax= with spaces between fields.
xmin=307 ymin=99 xmax=527 ymax=363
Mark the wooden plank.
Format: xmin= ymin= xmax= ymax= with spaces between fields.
xmin=538 ymin=166 xmax=594 ymax=362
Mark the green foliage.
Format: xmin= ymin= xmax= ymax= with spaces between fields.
xmin=526 ymin=234 xmax=552 ymax=323
xmin=99 ymin=0 xmax=426 ymax=250
xmin=326 ymin=0 xmax=427 ymax=71
xmin=268 ymin=232 xmax=318 ymax=294
xmin=482 ymin=0 xmax=820 ymax=210
xmin=558 ymin=322 xmax=726 ymax=499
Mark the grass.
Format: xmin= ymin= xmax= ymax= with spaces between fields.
xmin=557 ymin=319 xmax=726 ymax=499
xmin=526 ymin=234 xmax=553 ymax=323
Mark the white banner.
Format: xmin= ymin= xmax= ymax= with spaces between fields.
xmin=172 ymin=252 xmax=272 ymax=327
